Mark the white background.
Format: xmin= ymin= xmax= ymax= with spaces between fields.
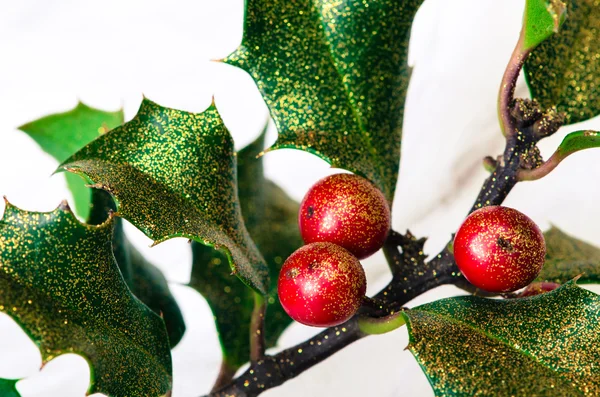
xmin=1 ymin=1 xmax=599 ymax=396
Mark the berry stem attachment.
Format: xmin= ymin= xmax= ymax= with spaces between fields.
xmin=250 ymin=293 xmax=266 ymax=361
xmin=498 ymin=26 xmax=531 ymax=137
xmin=357 ymin=311 xmax=406 ymax=335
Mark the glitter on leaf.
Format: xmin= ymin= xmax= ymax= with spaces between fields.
xmin=190 ymin=127 xmax=302 ymax=370
xmin=537 ymin=226 xmax=600 ymax=284
xmin=59 ymin=98 xmax=270 ymax=295
xmin=525 ymin=0 xmax=600 ymax=124
xmin=224 ymin=0 xmax=425 ymax=202
xmin=403 ymin=281 xmax=600 ymax=396
xmin=0 ymin=201 xmax=172 ymax=397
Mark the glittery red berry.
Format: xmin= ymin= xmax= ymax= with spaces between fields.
xmin=299 ymin=173 xmax=391 ymax=260
xmin=453 ymin=206 xmax=546 ymax=293
xmin=278 ymin=242 xmax=367 ymax=327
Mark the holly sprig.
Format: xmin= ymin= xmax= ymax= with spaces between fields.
xmin=3 ymin=0 xmax=600 ymax=396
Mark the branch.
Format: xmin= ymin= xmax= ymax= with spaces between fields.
xmin=211 ymin=319 xmax=364 ymax=397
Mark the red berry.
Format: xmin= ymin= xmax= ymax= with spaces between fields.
xmin=278 ymin=242 xmax=367 ymax=327
xmin=453 ymin=206 xmax=546 ymax=293
xmin=299 ymin=173 xmax=390 ymax=259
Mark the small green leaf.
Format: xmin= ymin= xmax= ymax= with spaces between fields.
xmin=190 ymin=127 xmax=302 ymax=370
xmin=59 ymin=98 xmax=269 ymax=295
xmin=0 ymin=379 xmax=19 ymax=397
xmin=517 ymin=130 xmax=600 ymax=181
xmin=403 ymin=282 xmax=599 ymax=396
xmin=88 ymin=190 xmax=186 ymax=347
xmin=523 ymin=0 xmax=567 ymax=50
xmin=556 ymin=130 xmax=600 ymax=158
xmin=224 ymin=0 xmax=424 ymax=202
xmin=524 ymin=0 xmax=600 ymax=124
xmin=0 ymin=201 xmax=172 ymax=397
xmin=18 ymin=102 xmax=124 ymax=219
xmin=538 ymin=226 xmax=600 ymax=283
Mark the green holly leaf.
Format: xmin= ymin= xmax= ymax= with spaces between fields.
xmin=128 ymin=247 xmax=186 ymax=347
xmin=0 ymin=379 xmax=19 ymax=397
xmin=224 ymin=0 xmax=424 ymax=202
xmin=555 ymin=130 xmax=600 ymax=158
xmin=403 ymin=281 xmax=599 ymax=396
xmin=19 ymin=102 xmax=124 ymax=219
xmin=537 ymin=226 xmax=600 ymax=284
xmin=523 ymin=0 xmax=567 ymax=51
xmin=59 ymin=98 xmax=269 ymax=295
xmin=20 ymin=102 xmax=185 ymax=347
xmin=524 ymin=0 xmax=600 ymax=124
xmin=0 ymin=201 xmax=172 ymax=397
xmin=88 ymin=190 xmax=186 ymax=347
xmin=190 ymin=126 xmax=302 ymax=371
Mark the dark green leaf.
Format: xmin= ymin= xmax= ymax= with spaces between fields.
xmin=538 ymin=226 xmax=600 ymax=283
xmin=190 ymin=127 xmax=302 ymax=370
xmin=524 ymin=0 xmax=600 ymax=124
xmin=17 ymin=102 xmax=184 ymax=346
xmin=20 ymin=101 xmax=185 ymax=347
xmin=224 ymin=0 xmax=424 ymax=202
xmin=523 ymin=0 xmax=567 ymax=50
xmin=0 ymin=201 xmax=172 ymax=397
xmin=0 ymin=379 xmax=19 ymax=397
xmin=403 ymin=282 xmax=599 ymax=396
xmin=129 ymin=247 xmax=186 ymax=347
xmin=19 ymin=102 xmax=124 ymax=219
xmin=88 ymin=190 xmax=186 ymax=347
xmin=59 ymin=98 xmax=269 ymax=294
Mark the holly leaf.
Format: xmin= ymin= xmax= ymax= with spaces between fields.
xmin=0 ymin=201 xmax=172 ymax=397
xmin=537 ymin=226 xmax=600 ymax=283
xmin=190 ymin=127 xmax=302 ymax=370
xmin=555 ymin=130 xmax=600 ymax=158
xmin=524 ymin=0 xmax=600 ymax=124
xmin=59 ymin=98 xmax=270 ymax=294
xmin=224 ymin=0 xmax=424 ymax=202
xmin=0 ymin=379 xmax=19 ymax=397
xmin=403 ymin=281 xmax=599 ymax=396
xmin=523 ymin=0 xmax=567 ymax=51
xmin=128 ymin=247 xmax=186 ymax=347
xmin=88 ymin=190 xmax=186 ymax=347
xmin=20 ymin=102 xmax=185 ymax=347
xmin=19 ymin=102 xmax=124 ymax=219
